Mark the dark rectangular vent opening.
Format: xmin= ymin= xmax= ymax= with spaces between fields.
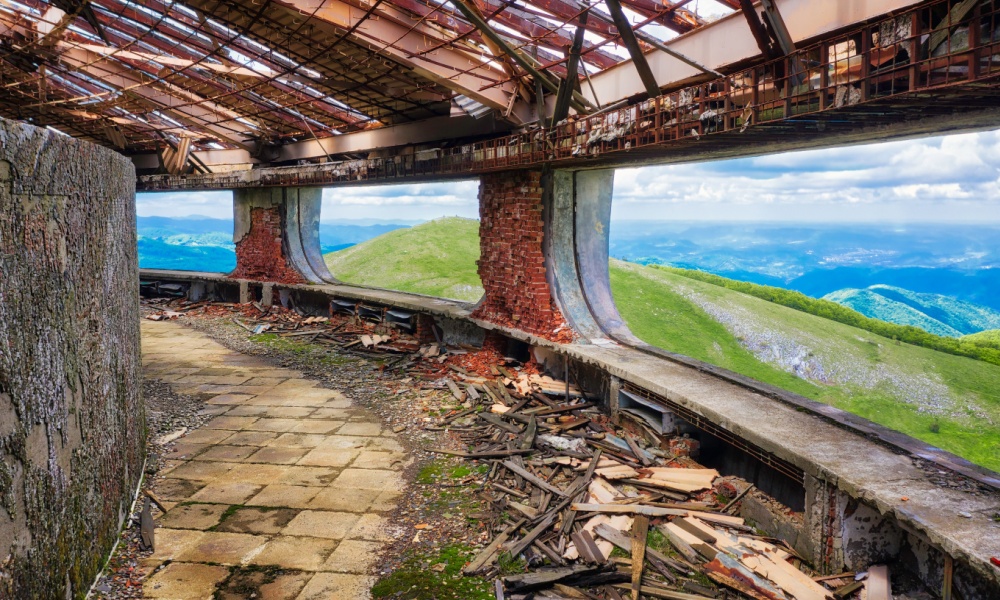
xmin=621 ymin=382 xmax=806 ymax=512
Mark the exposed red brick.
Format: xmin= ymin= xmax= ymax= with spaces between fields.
xmin=471 ymin=171 xmax=574 ymax=343
xmin=231 ymin=206 xmax=306 ymax=284
xmin=414 ymin=313 xmax=438 ymax=344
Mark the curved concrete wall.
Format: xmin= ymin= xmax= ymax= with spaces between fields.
xmin=0 ymin=118 xmax=142 ymax=598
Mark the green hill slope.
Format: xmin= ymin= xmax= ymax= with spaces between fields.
xmin=323 ymin=225 xmax=1000 ymax=471
xmin=965 ymin=329 xmax=1000 ymax=351
xmin=824 ymin=284 xmax=1000 ymax=336
xmin=324 ymin=217 xmax=483 ymax=301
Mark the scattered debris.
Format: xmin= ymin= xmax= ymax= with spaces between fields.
xmin=136 ymin=295 xmax=885 ymax=599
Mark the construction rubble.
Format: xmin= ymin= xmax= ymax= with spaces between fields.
xmin=141 ymin=296 xmax=890 ymax=600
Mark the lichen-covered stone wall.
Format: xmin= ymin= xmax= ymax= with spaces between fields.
xmin=0 ymin=118 xmax=143 ymax=598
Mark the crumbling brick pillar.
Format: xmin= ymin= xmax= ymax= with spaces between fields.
xmin=231 ymin=187 xmax=335 ymax=284
xmin=0 ymin=117 xmax=142 ymax=598
xmin=471 ymin=170 xmax=574 ymax=343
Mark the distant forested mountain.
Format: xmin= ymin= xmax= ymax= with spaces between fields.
xmin=136 ymin=216 xmax=409 ymax=272
xmin=824 ymin=285 xmax=1000 ymax=337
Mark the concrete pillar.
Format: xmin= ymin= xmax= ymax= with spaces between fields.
xmin=472 ymin=168 xmax=638 ymax=344
xmin=231 ymin=187 xmax=336 ymax=284
xmin=0 ymin=117 xmax=143 ymax=598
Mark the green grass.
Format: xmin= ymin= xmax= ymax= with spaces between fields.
xmin=322 ymin=225 xmax=1000 ymax=472
xmin=613 ymin=260 xmax=1000 ymax=472
xmin=370 ymin=545 xmax=494 ymax=600
xmin=325 ymin=217 xmax=483 ymax=301
xmin=965 ymin=329 xmax=1000 ymax=351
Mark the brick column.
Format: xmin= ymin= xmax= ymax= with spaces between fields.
xmin=231 ymin=187 xmax=335 ymax=284
xmin=471 ymin=170 xmax=574 ymax=343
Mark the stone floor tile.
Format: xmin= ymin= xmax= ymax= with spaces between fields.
xmin=257 ymin=572 xmax=314 ymax=600
xmin=149 ymin=529 xmax=206 ymax=561
xmin=206 ymin=393 xmax=255 ymax=405
xmin=313 ymin=435 xmax=367 ymax=451
xmin=297 ymin=447 xmax=359 ymax=468
xmin=332 ymin=422 xmax=382 ymax=437
xmin=204 ymin=415 xmax=260 ymax=430
xmin=223 ymin=430 xmax=279 ymax=446
xmin=276 ymin=466 xmax=340 ymax=487
xmin=163 ymin=443 xmax=210 ymax=460
xmin=268 ymin=433 xmax=329 ymax=449
xmin=263 ymin=406 xmax=317 ymax=419
xmin=158 ymin=503 xmax=230 ymax=530
xmin=331 ymin=468 xmax=403 ymax=491
xmin=248 ymin=536 xmax=339 ymax=571
xmin=295 ymin=573 xmax=375 ymax=600
xmin=179 ymin=428 xmax=234 ymax=445
xmin=322 ymin=540 xmax=384 ymax=573
xmin=321 ymin=399 xmax=353 ymax=409
xmin=270 ymin=378 xmax=321 ymax=389
xmin=164 ymin=460 xmax=239 ymax=482
xmin=244 ymin=377 xmax=288 ymax=387
xmin=348 ymin=514 xmax=397 ymax=542
xmin=307 ymin=408 xmax=354 ymax=420
xmin=370 ymin=490 xmax=403 ymax=512
xmin=245 ymin=418 xmax=301 ymax=432
xmin=282 ymin=510 xmax=358 ymax=540
xmin=144 ymin=562 xmax=229 ymax=599
xmin=352 ymin=451 xmax=407 ymax=470
xmin=247 ymin=446 xmax=310 ymax=465
xmin=189 ymin=481 xmax=263 ymax=505
xmin=247 ymin=484 xmax=322 ymax=509
xmin=177 ymin=374 xmax=252 ymax=385
xmin=224 ymin=405 xmax=272 ymax=417
xmin=153 ymin=478 xmax=207 ymax=501
xmin=306 ymin=488 xmax=380 ymax=513
xmin=215 ymin=463 xmax=289 ymax=485
xmin=224 ymin=385 xmax=277 ymax=396
xmin=288 ymin=420 xmax=343 ymax=435
xmin=198 ymin=405 xmax=231 ymax=417
xmin=191 ymin=444 xmax=258 ymax=462
xmin=176 ymin=531 xmax=269 ymax=565
xmin=215 ymin=507 xmax=300 ymax=535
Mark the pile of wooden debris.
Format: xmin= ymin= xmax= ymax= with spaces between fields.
xmin=425 ymin=365 xmax=883 ymax=600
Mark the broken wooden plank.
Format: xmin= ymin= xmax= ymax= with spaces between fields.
xmin=519 ymin=416 xmax=537 ymax=450
xmin=503 ymin=461 xmax=567 ymax=497
xmin=630 ymin=515 xmax=649 ymax=600
xmin=464 ymin=519 xmax=525 ymax=574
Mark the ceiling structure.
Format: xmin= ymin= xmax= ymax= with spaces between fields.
xmin=0 ymin=0 xmax=743 ymax=168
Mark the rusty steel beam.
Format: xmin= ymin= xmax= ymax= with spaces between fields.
xmin=604 ymin=0 xmax=660 ymax=98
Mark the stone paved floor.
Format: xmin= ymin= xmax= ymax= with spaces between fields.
xmin=140 ymin=320 xmax=407 ymax=600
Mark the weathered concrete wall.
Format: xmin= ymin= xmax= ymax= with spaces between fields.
xmin=472 ymin=170 xmax=573 ymax=343
xmin=0 ymin=118 xmax=142 ymax=598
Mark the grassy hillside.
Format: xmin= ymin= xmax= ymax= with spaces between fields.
xmin=613 ymin=262 xmax=1000 ymax=471
xmin=964 ymin=329 xmax=1000 ymax=351
xmin=323 ymin=224 xmax=1000 ymax=472
xmin=324 ymin=217 xmax=483 ymax=301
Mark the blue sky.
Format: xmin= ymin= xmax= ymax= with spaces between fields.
xmin=136 ymin=129 xmax=1000 ymax=223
